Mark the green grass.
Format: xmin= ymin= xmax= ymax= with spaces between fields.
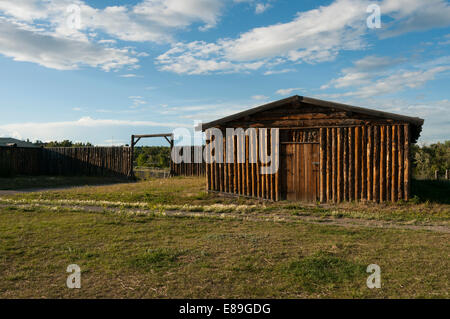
xmin=285 ymin=251 xmax=366 ymax=292
xmin=1 ymin=177 xmax=448 ymax=223
xmin=0 ymin=176 xmax=448 ymax=298
xmin=128 ymin=248 xmax=184 ymax=271
xmin=0 ymin=205 xmax=448 ymax=298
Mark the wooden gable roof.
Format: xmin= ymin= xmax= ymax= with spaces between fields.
xmin=200 ymin=96 xmax=424 ymax=143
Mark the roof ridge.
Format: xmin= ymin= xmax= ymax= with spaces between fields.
xmin=201 ymin=95 xmax=424 ymax=130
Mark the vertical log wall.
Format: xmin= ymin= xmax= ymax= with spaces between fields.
xmin=319 ymin=124 xmax=411 ymax=202
xmin=206 ymin=128 xmax=280 ymax=200
xmin=206 ymin=124 xmax=411 ymax=202
xmin=170 ymin=146 xmax=206 ymax=176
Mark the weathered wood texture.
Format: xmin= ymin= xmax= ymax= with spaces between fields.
xmin=206 ymin=128 xmax=280 ymax=200
xmin=170 ymin=146 xmax=206 ymax=177
xmin=205 ymin=102 xmax=415 ymax=202
xmin=0 ymin=147 xmax=132 ymax=177
xmin=319 ymin=124 xmax=411 ymax=202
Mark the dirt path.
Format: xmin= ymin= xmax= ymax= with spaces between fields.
xmin=1 ymin=201 xmax=448 ymax=233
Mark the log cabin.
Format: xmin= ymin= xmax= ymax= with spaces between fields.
xmin=200 ymin=95 xmax=424 ymax=202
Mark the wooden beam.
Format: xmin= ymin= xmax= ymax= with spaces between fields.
xmin=133 ymin=133 xmax=173 ymax=138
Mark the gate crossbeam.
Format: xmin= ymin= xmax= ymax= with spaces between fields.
xmin=129 ymin=133 xmax=174 ymax=177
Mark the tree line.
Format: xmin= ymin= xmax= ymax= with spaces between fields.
xmin=34 ymin=140 xmax=93 ymax=147
xmin=411 ymin=141 xmax=449 ymax=179
xmin=134 ymin=146 xmax=171 ymax=168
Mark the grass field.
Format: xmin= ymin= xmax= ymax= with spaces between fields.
xmin=0 ymin=177 xmax=448 ymax=298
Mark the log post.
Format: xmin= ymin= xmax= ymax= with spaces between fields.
xmin=319 ymin=128 xmax=326 ymax=203
xmin=343 ymin=128 xmax=349 ymax=202
xmin=355 ymin=126 xmax=361 ymax=201
xmin=332 ymin=128 xmax=337 ymax=202
xmin=373 ymin=126 xmax=380 ymax=202
xmin=386 ymin=125 xmax=392 ymax=202
xmin=404 ymin=124 xmax=410 ymax=201
xmin=392 ymin=126 xmax=398 ymax=202
xmin=349 ymin=127 xmax=354 ymax=201
xmin=130 ymin=135 xmax=135 ymax=178
xmin=206 ymin=131 xmax=211 ymax=190
xmin=274 ymin=129 xmax=280 ymax=201
xmin=361 ymin=126 xmax=367 ymax=200
xmin=367 ymin=126 xmax=373 ymax=201
xmin=327 ymin=128 xmax=332 ymax=202
xmin=337 ymin=128 xmax=343 ymax=202
xmin=380 ymin=125 xmax=386 ymax=202
xmin=398 ymin=126 xmax=404 ymax=200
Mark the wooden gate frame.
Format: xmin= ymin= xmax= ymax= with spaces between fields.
xmin=130 ymin=133 xmax=173 ymax=177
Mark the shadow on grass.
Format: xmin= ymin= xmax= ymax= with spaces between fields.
xmin=0 ymin=175 xmax=132 ymax=191
xmin=284 ymin=251 xmax=365 ymax=292
xmin=411 ymin=179 xmax=450 ymax=204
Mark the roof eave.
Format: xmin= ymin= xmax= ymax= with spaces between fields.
xmin=199 ymin=95 xmax=424 ymax=132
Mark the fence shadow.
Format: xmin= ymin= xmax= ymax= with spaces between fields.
xmin=0 ymin=147 xmax=132 ymax=179
xmin=411 ymin=179 xmax=450 ymax=204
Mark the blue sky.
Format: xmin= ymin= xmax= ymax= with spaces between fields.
xmin=0 ymin=0 xmax=449 ymax=146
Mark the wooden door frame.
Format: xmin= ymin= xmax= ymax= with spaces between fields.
xmin=280 ymin=142 xmax=320 ymax=202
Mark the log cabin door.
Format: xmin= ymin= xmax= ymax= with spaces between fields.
xmin=281 ymin=130 xmax=320 ymax=202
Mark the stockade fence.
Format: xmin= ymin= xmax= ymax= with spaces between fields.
xmin=0 ymin=146 xmax=132 ymax=177
xmin=170 ymin=146 xmax=206 ymax=177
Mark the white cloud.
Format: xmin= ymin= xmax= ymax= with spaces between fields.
xmin=276 ymin=88 xmax=303 ymax=96
xmin=322 ymin=55 xmax=404 ymax=89
xmin=0 ymin=117 xmax=187 ymax=142
xmin=0 ymin=0 xmax=224 ymax=71
xmin=255 ymin=3 xmax=271 ymax=14
xmin=322 ymin=55 xmax=450 ymax=98
xmin=133 ymin=0 xmax=223 ymax=32
xmin=251 ymin=95 xmax=268 ymax=100
xmin=345 ymin=66 xmax=450 ymax=98
xmin=321 ymin=72 xmax=371 ymax=89
xmin=264 ymin=68 xmax=295 ymax=75
xmin=156 ymin=0 xmax=369 ymax=74
xmin=156 ymin=41 xmax=265 ymax=74
xmin=379 ymin=0 xmax=450 ymax=38
xmin=129 ymin=96 xmax=147 ymax=108
xmin=0 ymin=18 xmax=139 ymax=71
xmin=157 ymin=0 xmax=450 ymax=75
xmin=119 ymin=74 xmax=139 ymax=78
xmin=352 ymin=55 xmax=405 ymax=71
